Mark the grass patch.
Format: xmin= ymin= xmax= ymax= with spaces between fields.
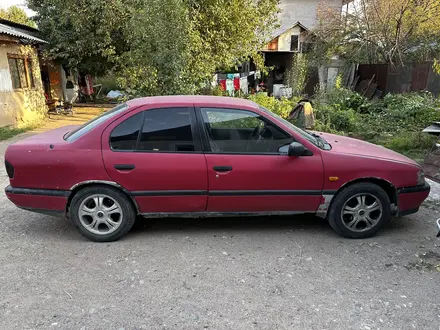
xmin=0 ymin=123 xmax=39 ymax=141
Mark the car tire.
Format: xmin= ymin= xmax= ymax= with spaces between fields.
xmin=70 ymin=186 xmax=136 ymax=242
xmin=327 ymin=182 xmax=391 ymax=239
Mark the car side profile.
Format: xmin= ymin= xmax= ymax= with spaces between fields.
xmin=5 ymin=96 xmax=430 ymax=242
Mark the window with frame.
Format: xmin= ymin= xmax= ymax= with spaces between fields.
xmin=138 ymin=108 xmax=195 ymax=152
xmin=110 ymin=112 xmax=143 ymax=150
xmin=201 ymin=108 xmax=293 ymax=154
xmin=7 ymin=56 xmax=35 ymax=89
xmin=290 ymin=35 xmax=299 ymax=52
xmin=110 ymin=108 xmax=196 ymax=152
xmin=66 ymin=103 xmax=130 ymax=141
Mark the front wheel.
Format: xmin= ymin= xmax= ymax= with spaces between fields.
xmin=327 ymin=182 xmax=391 ymax=239
xmin=70 ymin=186 xmax=136 ymax=242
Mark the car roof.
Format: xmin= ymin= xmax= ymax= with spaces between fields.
xmin=126 ymin=95 xmax=259 ymax=110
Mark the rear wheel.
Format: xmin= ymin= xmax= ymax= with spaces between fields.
xmin=328 ymin=182 xmax=391 ymax=238
xmin=70 ymin=186 xmax=136 ymax=242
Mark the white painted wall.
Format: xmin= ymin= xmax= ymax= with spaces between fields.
xmin=0 ymin=42 xmax=47 ymax=126
xmin=278 ymin=0 xmax=343 ymax=30
xmin=0 ymin=69 xmax=13 ymax=92
xmin=277 ymin=26 xmax=302 ymax=52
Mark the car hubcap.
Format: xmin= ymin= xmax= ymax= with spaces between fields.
xmin=341 ymin=194 xmax=383 ymax=232
xmin=78 ymin=194 xmax=123 ymax=235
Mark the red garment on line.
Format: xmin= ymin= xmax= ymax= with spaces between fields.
xmin=233 ymin=78 xmax=240 ymax=90
xmin=219 ymin=79 xmax=226 ymax=90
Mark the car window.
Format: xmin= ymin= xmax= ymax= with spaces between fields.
xmin=138 ymin=108 xmax=195 ymax=152
xmin=201 ymin=108 xmax=293 ymax=153
xmin=258 ymin=105 xmax=322 ymax=148
xmin=110 ymin=112 xmax=143 ymax=151
xmin=64 ymin=103 xmax=129 ymax=141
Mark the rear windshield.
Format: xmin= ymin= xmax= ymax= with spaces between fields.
xmin=64 ymin=103 xmax=129 ymax=141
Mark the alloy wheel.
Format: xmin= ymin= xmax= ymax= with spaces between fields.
xmin=341 ymin=193 xmax=383 ymax=232
xmin=78 ymin=194 xmax=123 ymax=235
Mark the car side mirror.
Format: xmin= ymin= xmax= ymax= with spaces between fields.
xmin=288 ymin=142 xmax=306 ymax=157
xmin=278 ymin=142 xmax=312 ymax=156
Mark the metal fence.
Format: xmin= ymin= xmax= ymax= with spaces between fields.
xmin=357 ymin=62 xmax=440 ymax=96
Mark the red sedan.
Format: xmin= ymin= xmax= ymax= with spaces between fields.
xmin=5 ymin=96 xmax=430 ymax=242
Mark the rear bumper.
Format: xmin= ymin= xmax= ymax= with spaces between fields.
xmin=396 ymin=182 xmax=430 ymax=217
xmin=5 ymin=185 xmax=69 ymax=214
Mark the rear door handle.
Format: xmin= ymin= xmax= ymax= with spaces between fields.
xmin=213 ymin=166 xmax=232 ymax=172
xmin=114 ymin=164 xmax=135 ymax=171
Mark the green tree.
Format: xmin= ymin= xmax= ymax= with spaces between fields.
xmin=311 ymin=0 xmax=440 ymax=66
xmin=28 ymin=0 xmax=280 ymax=95
xmin=285 ymin=54 xmax=308 ymax=96
xmin=28 ymin=0 xmax=130 ymax=76
xmin=0 ymin=5 xmax=36 ymax=28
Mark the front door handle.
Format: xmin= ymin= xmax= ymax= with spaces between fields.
xmin=114 ymin=164 xmax=135 ymax=171
xmin=213 ymin=166 xmax=232 ymax=172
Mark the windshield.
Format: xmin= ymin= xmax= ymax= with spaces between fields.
xmin=64 ymin=103 xmax=129 ymax=141
xmin=258 ymin=105 xmax=322 ymax=147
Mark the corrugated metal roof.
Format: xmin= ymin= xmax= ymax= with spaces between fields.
xmin=0 ymin=22 xmax=47 ymax=44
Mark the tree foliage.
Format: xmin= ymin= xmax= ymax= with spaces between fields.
xmin=28 ymin=0 xmax=280 ymax=95
xmin=0 ymin=5 xmax=36 ymax=28
xmin=311 ymin=0 xmax=440 ymax=66
xmin=28 ymin=0 xmax=130 ymax=76
xmin=285 ymin=54 xmax=309 ymax=96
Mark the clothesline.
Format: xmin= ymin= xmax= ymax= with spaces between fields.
xmin=213 ymin=71 xmax=261 ymax=96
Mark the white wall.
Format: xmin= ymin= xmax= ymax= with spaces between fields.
xmin=0 ymin=42 xmax=47 ymax=126
xmin=278 ymin=0 xmax=343 ymax=30
xmin=278 ymin=26 xmax=302 ymax=52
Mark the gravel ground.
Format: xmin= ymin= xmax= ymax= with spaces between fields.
xmin=427 ymin=179 xmax=440 ymax=203
xmin=0 ymin=122 xmax=439 ymax=330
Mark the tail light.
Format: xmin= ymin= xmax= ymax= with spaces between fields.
xmin=5 ymin=161 xmax=14 ymax=179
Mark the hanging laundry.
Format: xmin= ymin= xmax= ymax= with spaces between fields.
xmin=233 ymin=77 xmax=240 ymax=91
xmin=219 ymin=79 xmax=226 ymax=91
xmin=226 ymin=79 xmax=234 ymax=95
xmin=233 ymin=73 xmax=240 ymax=79
xmin=211 ymin=74 xmax=218 ymax=87
xmin=240 ymin=77 xmax=248 ymax=94
xmin=226 ymin=73 xmax=234 ymax=79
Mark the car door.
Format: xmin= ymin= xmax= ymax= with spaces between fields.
xmin=101 ymin=106 xmax=208 ymax=214
xmin=198 ymin=107 xmax=324 ymax=213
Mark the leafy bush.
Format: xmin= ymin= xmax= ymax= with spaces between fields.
xmin=95 ymin=74 xmax=120 ymax=95
xmin=315 ymin=105 xmax=358 ymax=133
xmin=313 ymin=88 xmax=363 ymax=133
xmin=285 ymin=54 xmax=309 ymax=96
xmin=379 ymin=92 xmax=439 ymax=125
xmin=197 ymin=85 xmax=226 ymax=96
xmin=383 ymin=132 xmax=436 ymax=152
xmin=247 ymin=88 xmax=439 ymax=161
xmin=317 ymin=90 xmax=439 ymax=160
xmin=246 ymin=93 xmax=300 ymax=118
xmin=314 ymin=87 xmax=369 ymax=114
xmin=381 ymin=132 xmax=437 ymax=163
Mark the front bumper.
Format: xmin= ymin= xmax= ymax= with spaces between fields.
xmin=396 ymin=182 xmax=430 ymax=217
